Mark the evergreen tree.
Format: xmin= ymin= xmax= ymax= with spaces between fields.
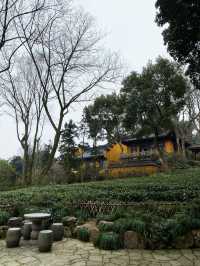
xmin=155 ymin=0 xmax=200 ymax=88
xmin=59 ymin=120 xmax=78 ymax=172
xmin=121 ymin=57 xmax=188 ymax=163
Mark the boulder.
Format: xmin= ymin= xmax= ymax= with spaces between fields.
xmin=0 ymin=226 xmax=8 ymax=239
xmin=62 ymin=216 xmax=77 ymax=227
xmin=75 ymin=222 xmax=100 ymax=243
xmin=192 ymin=230 xmax=200 ymax=248
xmin=8 ymin=217 xmax=23 ymax=228
xmin=173 ymin=232 xmax=194 ymax=249
xmin=124 ymin=231 xmax=145 ymax=249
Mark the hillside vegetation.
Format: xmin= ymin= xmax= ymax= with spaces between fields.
xmin=0 ymin=168 xmax=199 ymax=212
xmin=0 ymin=168 xmax=200 ymax=248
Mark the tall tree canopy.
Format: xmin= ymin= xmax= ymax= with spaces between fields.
xmin=83 ymin=93 xmax=125 ymax=144
xmin=155 ymin=0 xmax=200 ymax=88
xmin=121 ymin=57 xmax=188 ymax=156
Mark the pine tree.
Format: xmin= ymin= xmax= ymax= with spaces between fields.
xmin=59 ymin=120 xmax=78 ymax=172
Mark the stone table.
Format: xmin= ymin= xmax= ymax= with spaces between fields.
xmin=24 ymin=213 xmax=51 ymax=240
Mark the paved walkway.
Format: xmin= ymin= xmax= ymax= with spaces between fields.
xmin=0 ymin=239 xmax=200 ymax=266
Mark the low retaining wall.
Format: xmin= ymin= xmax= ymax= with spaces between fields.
xmin=102 ymin=161 xmax=160 ymax=178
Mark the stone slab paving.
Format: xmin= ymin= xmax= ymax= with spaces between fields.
xmin=0 ymin=239 xmax=200 ymax=266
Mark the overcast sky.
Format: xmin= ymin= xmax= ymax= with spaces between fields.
xmin=0 ymin=0 xmax=169 ymax=159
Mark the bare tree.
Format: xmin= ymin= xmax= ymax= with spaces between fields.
xmin=173 ymin=85 xmax=200 ymax=157
xmin=1 ymin=56 xmax=45 ymax=184
xmin=0 ymin=0 xmax=46 ymax=73
xmin=18 ymin=2 xmax=121 ymax=176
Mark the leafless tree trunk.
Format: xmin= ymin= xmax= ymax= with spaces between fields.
xmin=1 ymin=56 xmax=45 ymax=184
xmin=18 ymin=2 xmax=121 ymax=176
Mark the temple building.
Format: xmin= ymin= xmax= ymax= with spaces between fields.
xmin=77 ymin=131 xmax=190 ymax=177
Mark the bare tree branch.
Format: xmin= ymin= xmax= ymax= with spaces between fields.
xmin=18 ymin=3 xmax=122 ymax=175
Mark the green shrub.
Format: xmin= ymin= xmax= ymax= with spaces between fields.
xmin=98 ymin=222 xmax=115 ymax=232
xmin=112 ymin=218 xmax=133 ymax=234
xmin=75 ymin=209 xmax=91 ymax=222
xmin=0 ymin=160 xmax=16 ymax=188
xmin=77 ymin=227 xmax=90 ymax=242
xmin=131 ymin=219 xmax=147 ymax=235
xmin=0 ymin=211 xmax=11 ymax=225
xmin=95 ymin=232 xmax=122 ymax=250
xmin=165 ymin=154 xmax=191 ymax=169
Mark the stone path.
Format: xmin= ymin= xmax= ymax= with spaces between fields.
xmin=0 ymin=239 xmax=200 ymax=266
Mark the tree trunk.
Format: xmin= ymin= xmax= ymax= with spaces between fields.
xmin=41 ymin=115 xmax=63 ymax=177
xmin=154 ymin=128 xmax=166 ymax=168
xmin=93 ymin=137 xmax=98 ymax=180
xmin=181 ymin=138 xmax=186 ymax=159
xmin=23 ymin=145 xmax=31 ymax=185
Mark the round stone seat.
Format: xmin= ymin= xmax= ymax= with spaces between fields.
xmin=38 ymin=230 xmax=53 ymax=252
xmin=6 ymin=228 xmax=21 ymax=248
xmin=51 ymin=223 xmax=64 ymax=241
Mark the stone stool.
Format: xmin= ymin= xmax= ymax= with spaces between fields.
xmin=6 ymin=228 xmax=21 ymax=248
xmin=8 ymin=217 xmax=23 ymax=228
xmin=51 ymin=223 xmax=64 ymax=241
xmin=38 ymin=230 xmax=53 ymax=252
xmin=23 ymin=222 xmax=32 ymax=240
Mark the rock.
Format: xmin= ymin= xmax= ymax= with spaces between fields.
xmin=64 ymin=226 xmax=72 ymax=238
xmin=75 ymin=221 xmax=100 ymax=243
xmin=192 ymin=230 xmax=200 ymax=248
xmin=89 ymin=226 xmax=100 ymax=243
xmin=0 ymin=226 xmax=8 ymax=239
xmin=62 ymin=216 xmax=77 ymax=227
xmin=98 ymin=221 xmax=114 ymax=227
xmin=174 ymin=232 xmax=194 ymax=249
xmin=8 ymin=217 xmax=23 ymax=228
xmin=124 ymin=231 xmax=145 ymax=249
xmin=145 ymin=239 xmax=165 ymax=250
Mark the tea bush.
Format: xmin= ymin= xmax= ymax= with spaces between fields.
xmin=77 ymin=227 xmax=90 ymax=242
xmin=95 ymin=232 xmax=122 ymax=250
xmin=0 ymin=167 xmax=199 ymax=246
xmin=0 ymin=211 xmax=10 ymax=226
